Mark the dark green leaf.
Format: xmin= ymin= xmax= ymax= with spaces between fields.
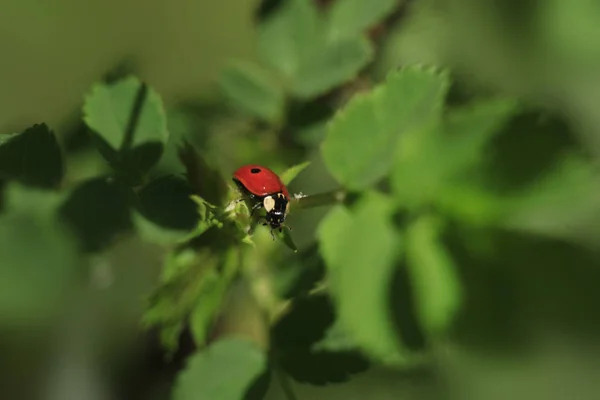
xmin=59 ymin=177 xmax=134 ymax=253
xmin=172 ymin=338 xmax=267 ymax=400
xmin=137 ymin=174 xmax=198 ymax=231
xmin=0 ymin=124 xmax=63 ymax=189
xmin=322 ymin=66 xmax=449 ymax=190
xmin=219 ymin=60 xmax=286 ymax=124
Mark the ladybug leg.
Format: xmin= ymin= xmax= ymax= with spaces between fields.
xmin=269 ymin=229 xmax=276 ymax=241
xmin=250 ymin=202 xmax=263 ymax=217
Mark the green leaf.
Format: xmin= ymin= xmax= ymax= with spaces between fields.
xmin=189 ymin=271 xmax=228 ymax=347
xmin=190 ymin=250 xmax=237 ymax=346
xmin=59 ymin=177 xmax=134 ymax=253
xmin=405 ymin=215 xmax=462 ymax=335
xmin=259 ymin=0 xmax=322 ymax=78
xmin=258 ymin=0 xmax=373 ymax=99
xmin=502 ymin=155 xmax=600 ymax=246
xmin=322 ymin=66 xmax=450 ymax=190
xmin=219 ymin=61 xmax=286 ymax=124
xmin=392 ymin=98 xmax=517 ymax=208
xmin=292 ymin=37 xmax=372 ymax=99
xmin=279 ymin=161 xmax=311 ymax=186
xmin=189 ymin=195 xmax=224 ymax=237
xmin=83 ymin=76 xmax=169 ymax=185
xmin=172 ymin=338 xmax=267 ymax=400
xmin=0 ymin=183 xmax=77 ymax=327
xmin=317 ymin=191 xmax=404 ymax=360
xmin=0 ymin=124 xmax=63 ymax=189
xmin=312 ymin=319 xmax=359 ymax=352
xmin=83 ymin=76 xmax=168 ymax=150
xmin=327 ymin=0 xmax=397 ymax=40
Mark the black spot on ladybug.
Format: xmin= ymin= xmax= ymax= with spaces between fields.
xmin=251 ymin=168 xmax=261 ymax=174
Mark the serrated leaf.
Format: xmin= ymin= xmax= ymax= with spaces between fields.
xmin=83 ymin=76 xmax=168 ymax=184
xmin=279 ymin=228 xmax=299 ymax=252
xmin=317 ymin=191 xmax=404 ymax=360
xmin=83 ymin=76 xmax=168 ymax=150
xmin=322 ymin=66 xmax=449 ymax=190
xmin=220 ymin=61 xmax=286 ymax=124
xmin=327 ymin=0 xmax=397 ymax=40
xmin=405 ymin=215 xmax=462 ymax=335
xmin=172 ymin=338 xmax=267 ymax=400
xmin=0 ymin=124 xmax=63 ymax=189
xmin=279 ymin=161 xmax=311 ymax=186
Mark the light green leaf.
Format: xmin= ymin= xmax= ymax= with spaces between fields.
xmin=83 ymin=76 xmax=168 ymax=150
xmin=279 ymin=161 xmax=311 ymax=186
xmin=502 ymin=155 xmax=600 ymax=246
xmin=293 ymin=37 xmax=372 ymax=98
xmin=327 ymin=0 xmax=397 ymax=40
xmin=258 ymin=0 xmax=373 ymax=99
xmin=189 ymin=271 xmax=228 ymax=346
xmin=317 ymin=191 xmax=404 ymax=359
xmin=219 ymin=60 xmax=286 ymax=124
xmin=392 ymin=97 xmax=517 ymax=208
xmin=322 ymin=66 xmax=449 ymax=190
xmin=259 ymin=0 xmax=322 ymax=78
xmin=405 ymin=215 xmax=462 ymax=334
xmin=189 ymin=195 xmax=224 ymax=237
xmin=172 ymin=338 xmax=266 ymax=400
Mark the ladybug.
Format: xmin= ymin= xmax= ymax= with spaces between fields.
xmin=232 ymin=164 xmax=291 ymax=235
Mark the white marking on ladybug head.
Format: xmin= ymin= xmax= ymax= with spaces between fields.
xmin=263 ymin=195 xmax=276 ymax=212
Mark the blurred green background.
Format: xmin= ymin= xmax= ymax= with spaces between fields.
xmin=2 ymin=0 xmax=600 ymax=399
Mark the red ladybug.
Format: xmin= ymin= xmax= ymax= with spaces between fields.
xmin=232 ymin=164 xmax=291 ymax=234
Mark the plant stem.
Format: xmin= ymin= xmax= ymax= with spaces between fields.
xmin=276 ymin=367 xmax=300 ymax=400
xmin=291 ymin=189 xmax=346 ymax=211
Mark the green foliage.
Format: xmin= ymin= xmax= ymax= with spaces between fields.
xmin=83 ymin=76 xmax=169 ymax=185
xmin=5 ymin=3 xmax=600 ymax=399
xmin=405 ymin=215 xmax=462 ymax=335
xmin=322 ymin=66 xmax=449 ymax=190
xmin=318 ymin=191 xmax=404 ymax=361
xmin=0 ymin=124 xmax=63 ymax=189
xmin=327 ymin=0 xmax=397 ymax=40
xmin=172 ymin=338 xmax=267 ymax=400
xmin=219 ymin=61 xmax=286 ymax=124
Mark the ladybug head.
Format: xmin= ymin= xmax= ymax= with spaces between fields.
xmin=263 ymin=192 xmax=289 ymax=230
